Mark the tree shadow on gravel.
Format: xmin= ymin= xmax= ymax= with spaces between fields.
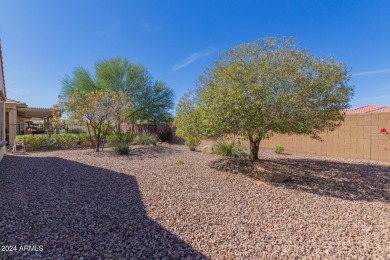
xmin=0 ymin=155 xmax=206 ymax=259
xmin=209 ymin=158 xmax=390 ymax=202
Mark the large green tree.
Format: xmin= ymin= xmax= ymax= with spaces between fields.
xmin=174 ymin=37 xmax=354 ymax=160
xmin=61 ymin=57 xmax=174 ymax=129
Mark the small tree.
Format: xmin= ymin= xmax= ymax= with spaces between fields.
xmin=61 ymin=57 xmax=174 ymax=128
xmin=50 ymin=106 xmax=66 ymax=133
xmin=174 ymin=37 xmax=353 ymax=160
xmin=173 ymin=92 xmax=202 ymax=140
xmin=63 ymin=89 xmax=130 ymax=152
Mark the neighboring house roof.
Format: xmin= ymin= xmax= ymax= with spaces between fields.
xmin=343 ymin=105 xmax=390 ymax=114
xmin=369 ymin=106 xmax=390 ymax=113
xmin=0 ymin=40 xmax=5 ymax=99
xmin=5 ymin=98 xmax=28 ymax=108
xmin=18 ymin=107 xmax=53 ymax=118
xmin=6 ymin=99 xmax=57 ymax=118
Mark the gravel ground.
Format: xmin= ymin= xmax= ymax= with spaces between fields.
xmin=0 ymin=145 xmax=389 ymax=259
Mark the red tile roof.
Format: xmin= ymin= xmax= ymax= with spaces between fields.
xmin=370 ymin=106 xmax=390 ymax=113
xmin=343 ymin=105 xmax=390 ymax=114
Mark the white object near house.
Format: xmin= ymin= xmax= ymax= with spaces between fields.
xmin=12 ymin=138 xmax=26 ymax=154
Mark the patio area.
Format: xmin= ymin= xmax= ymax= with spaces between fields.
xmin=5 ymin=99 xmax=56 ymax=145
xmin=0 ymin=145 xmax=389 ymax=258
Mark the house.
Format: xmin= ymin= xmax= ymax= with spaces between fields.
xmin=0 ymin=41 xmax=6 ymax=161
xmin=5 ymin=98 xmax=54 ymax=145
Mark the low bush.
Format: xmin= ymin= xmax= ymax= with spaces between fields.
xmin=106 ymin=133 xmax=134 ymax=145
xmin=274 ymin=144 xmax=285 ymax=154
xmin=214 ymin=140 xmax=246 ymax=158
xmin=18 ymin=133 xmax=93 ymax=151
xmin=51 ymin=134 xmax=79 ymax=150
xmin=184 ymin=136 xmax=201 ymax=151
xmin=20 ymin=134 xmax=53 ymax=151
xmin=77 ymin=133 xmax=94 ymax=147
xmin=134 ymin=133 xmax=158 ymax=145
xmin=113 ymin=142 xmax=130 ymax=155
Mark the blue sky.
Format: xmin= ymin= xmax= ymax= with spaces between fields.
xmin=1 ymin=0 xmax=390 ymax=109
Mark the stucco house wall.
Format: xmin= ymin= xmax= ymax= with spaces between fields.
xmin=0 ymin=41 xmax=6 ymax=161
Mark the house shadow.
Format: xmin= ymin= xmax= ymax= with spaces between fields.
xmin=0 ymin=155 xmax=206 ymax=259
xmin=209 ymin=158 xmax=390 ymax=202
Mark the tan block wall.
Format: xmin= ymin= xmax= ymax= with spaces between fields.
xmin=261 ymin=113 xmax=390 ymax=162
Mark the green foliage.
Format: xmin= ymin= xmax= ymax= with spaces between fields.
xmin=134 ymin=133 xmax=158 ymax=145
xmin=174 ymin=37 xmax=353 ymax=160
xmin=77 ymin=133 xmax=94 ymax=147
xmin=18 ymin=133 xmax=93 ymax=151
xmin=184 ymin=136 xmax=201 ymax=148
xmin=274 ymin=144 xmax=285 ymax=154
xmin=113 ymin=142 xmax=130 ymax=155
xmin=176 ymin=160 xmax=184 ymax=165
xmin=50 ymin=134 xmax=73 ymax=149
xmin=61 ymin=89 xmax=127 ymax=151
xmin=173 ymin=92 xmax=201 ymax=139
xmin=213 ymin=140 xmax=247 ymax=158
xmin=60 ymin=57 xmax=174 ymax=124
xmin=51 ymin=134 xmax=79 ymax=150
xmin=20 ymin=135 xmax=53 ymax=151
xmin=106 ymin=133 xmax=134 ymax=145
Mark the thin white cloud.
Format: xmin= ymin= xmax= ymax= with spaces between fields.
xmin=352 ymin=68 xmax=390 ymax=77
xmin=172 ymin=47 xmax=216 ymax=72
xmin=137 ymin=16 xmax=160 ymax=32
xmin=99 ymin=21 xmax=121 ymax=38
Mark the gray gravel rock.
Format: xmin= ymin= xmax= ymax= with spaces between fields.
xmin=0 ymin=145 xmax=389 ymax=259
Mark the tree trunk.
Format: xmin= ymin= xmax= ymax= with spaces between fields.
xmin=249 ymin=135 xmax=260 ymax=160
xmin=115 ymin=122 xmax=121 ymax=134
xmin=86 ymin=123 xmax=94 ymax=148
xmin=95 ymin=130 xmax=101 ymax=152
xmin=95 ymin=136 xmax=100 ymax=152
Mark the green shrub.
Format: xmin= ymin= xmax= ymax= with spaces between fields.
xmin=19 ymin=133 xmax=91 ymax=151
xmin=51 ymin=134 xmax=79 ymax=149
xmin=213 ymin=140 xmax=246 ymax=158
xmin=184 ymin=136 xmax=201 ymax=150
xmin=77 ymin=133 xmax=94 ymax=147
xmin=274 ymin=144 xmax=285 ymax=154
xmin=134 ymin=133 xmax=158 ymax=145
xmin=20 ymin=134 xmax=53 ymax=151
xmin=113 ymin=142 xmax=130 ymax=155
xmin=106 ymin=133 xmax=134 ymax=145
